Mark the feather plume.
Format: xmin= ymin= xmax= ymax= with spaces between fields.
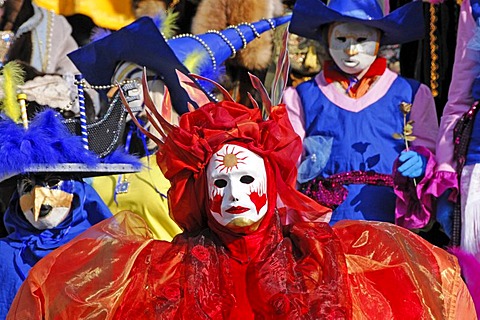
xmin=270 ymin=27 xmax=290 ymax=107
xmin=175 ymin=70 xmax=211 ymax=107
xmin=141 ymin=70 xmax=174 ymax=137
xmin=0 ymin=61 xmax=25 ymax=122
xmin=161 ymin=85 xmax=172 ymax=123
xmin=158 ymin=9 xmax=179 ymax=39
xmin=247 ymin=92 xmax=260 ymax=110
xmin=119 ymin=83 xmax=163 ymax=146
xmin=195 ymin=63 xmax=225 ymax=92
xmin=90 ymin=27 xmax=112 ymax=43
xmin=0 ymin=108 xmax=141 ymax=180
xmin=0 ymin=109 xmax=99 ymax=175
xmin=189 ymin=73 xmax=234 ymax=102
xmin=187 ymin=102 xmax=196 ymax=112
xmin=182 ymin=50 xmax=225 ymax=92
xmin=248 ymin=72 xmax=272 ymax=119
xmin=118 ymin=69 xmax=177 ymax=147
xmin=102 ymin=148 xmax=143 ymax=168
xmin=183 ymin=50 xmax=207 ymax=75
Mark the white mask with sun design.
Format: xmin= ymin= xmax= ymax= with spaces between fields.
xmin=206 ymin=144 xmax=268 ymax=231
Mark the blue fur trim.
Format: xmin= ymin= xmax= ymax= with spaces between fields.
xmin=102 ymin=148 xmax=143 ymax=170
xmin=0 ymin=110 xmax=101 ymax=175
xmin=197 ymin=64 xmax=226 ymax=93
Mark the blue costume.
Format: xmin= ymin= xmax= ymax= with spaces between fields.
xmin=0 ymin=181 xmax=112 ymax=318
xmin=285 ymin=67 xmax=439 ymax=228
xmin=0 ymin=108 xmax=140 ymax=318
xmin=286 ymin=0 xmax=438 ymax=228
xmin=296 ymin=74 xmax=420 ymax=224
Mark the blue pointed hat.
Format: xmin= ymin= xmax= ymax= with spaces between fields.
xmin=67 ymin=15 xmax=291 ymax=115
xmin=167 ymin=14 xmax=291 ymax=76
xmin=289 ymin=0 xmax=424 ymax=45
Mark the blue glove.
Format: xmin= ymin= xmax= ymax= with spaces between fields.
xmin=397 ymin=150 xmax=427 ymax=178
xmin=436 ymin=189 xmax=454 ymax=238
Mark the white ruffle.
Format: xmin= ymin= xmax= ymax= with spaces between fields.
xmin=18 ymin=74 xmax=79 ymax=113
xmin=460 ymin=163 xmax=480 ymax=258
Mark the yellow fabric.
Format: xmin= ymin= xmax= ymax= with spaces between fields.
xmin=91 ymin=156 xmax=182 ymax=240
xmin=33 ymin=0 xmax=136 ymax=30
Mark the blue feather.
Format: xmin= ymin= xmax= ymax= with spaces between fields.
xmin=102 ymin=148 xmax=144 ymax=169
xmin=0 ymin=109 xmax=140 ymax=177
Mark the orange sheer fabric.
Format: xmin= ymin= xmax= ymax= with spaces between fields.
xmin=7 ymin=212 xmax=476 ymax=319
xmin=334 ymin=220 xmax=476 ymax=319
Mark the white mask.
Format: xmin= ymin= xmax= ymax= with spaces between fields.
xmin=206 ymin=144 xmax=268 ymax=231
xmin=328 ymin=22 xmax=381 ymax=76
xmin=18 ymin=177 xmax=73 ymax=230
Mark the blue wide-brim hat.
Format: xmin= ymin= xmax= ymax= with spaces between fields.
xmin=289 ymin=0 xmax=424 ymax=45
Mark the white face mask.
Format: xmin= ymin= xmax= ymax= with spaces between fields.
xmin=206 ymin=144 xmax=268 ymax=231
xmin=328 ymin=22 xmax=381 ymax=76
xmin=18 ymin=177 xmax=73 ymax=230
xmin=22 ymin=206 xmax=71 ymax=230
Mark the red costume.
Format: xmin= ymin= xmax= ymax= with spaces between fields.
xmin=7 ymin=101 xmax=475 ymax=319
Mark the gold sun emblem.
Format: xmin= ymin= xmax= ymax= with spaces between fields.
xmin=215 ymin=145 xmax=247 ymax=173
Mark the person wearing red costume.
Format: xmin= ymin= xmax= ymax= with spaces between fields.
xmin=7 ymin=79 xmax=476 ymax=318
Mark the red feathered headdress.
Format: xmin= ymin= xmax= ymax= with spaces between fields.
xmin=121 ymin=71 xmax=331 ymax=233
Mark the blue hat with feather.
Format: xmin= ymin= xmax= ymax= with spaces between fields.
xmin=67 ymin=15 xmax=292 ymax=115
xmin=0 ymin=109 xmax=142 ymax=184
xmin=289 ymin=0 xmax=424 ymax=45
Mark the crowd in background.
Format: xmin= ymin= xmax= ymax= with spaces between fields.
xmin=1 ymin=0 xmax=479 ymax=318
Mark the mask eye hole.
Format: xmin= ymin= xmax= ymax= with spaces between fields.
xmin=240 ymin=175 xmax=254 ymax=184
xmin=336 ymin=36 xmax=346 ymax=42
xmin=45 ymin=177 xmax=63 ymax=189
xmin=357 ymin=37 xmax=367 ymax=43
xmin=214 ymin=179 xmax=227 ymax=188
xmin=17 ymin=178 xmax=34 ymax=194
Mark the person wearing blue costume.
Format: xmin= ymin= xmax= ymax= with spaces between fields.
xmin=284 ymin=0 xmax=441 ymax=230
xmin=0 ymin=108 xmax=141 ymax=318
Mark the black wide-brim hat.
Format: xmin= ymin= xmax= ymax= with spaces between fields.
xmin=68 ymin=17 xmax=196 ymax=115
xmin=289 ymin=0 xmax=424 ymax=45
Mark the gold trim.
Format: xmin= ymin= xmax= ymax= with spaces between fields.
xmin=429 ymin=4 xmax=439 ymax=98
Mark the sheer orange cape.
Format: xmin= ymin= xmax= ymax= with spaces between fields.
xmin=7 ymin=211 xmax=475 ymax=319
